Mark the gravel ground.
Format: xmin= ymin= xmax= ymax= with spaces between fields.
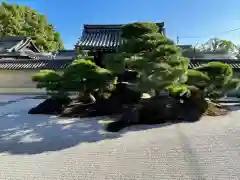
xmin=0 ymin=97 xmax=240 ymax=179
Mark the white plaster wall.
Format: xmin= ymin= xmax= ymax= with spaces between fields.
xmin=0 ymin=70 xmax=64 ymax=88
xmin=0 ymin=70 xmax=38 ymax=88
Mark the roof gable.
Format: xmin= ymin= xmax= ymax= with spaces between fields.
xmin=0 ymin=36 xmax=40 ymax=53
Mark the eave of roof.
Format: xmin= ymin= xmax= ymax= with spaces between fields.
xmin=189 ymin=59 xmax=240 ymax=69
xmin=0 ymin=59 xmax=74 ymax=70
xmin=0 ymin=51 xmax=54 ymax=60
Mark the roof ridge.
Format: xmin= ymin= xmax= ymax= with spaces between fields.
xmin=84 ymin=22 xmax=164 ymax=30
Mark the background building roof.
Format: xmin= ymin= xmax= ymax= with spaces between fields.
xmin=0 ymin=36 xmax=40 ymax=53
xmin=0 ymin=36 xmax=77 ymax=60
xmin=0 ymin=59 xmax=73 ymax=70
xmin=189 ymin=59 xmax=240 ymax=69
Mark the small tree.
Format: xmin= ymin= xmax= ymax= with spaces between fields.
xmin=32 ymin=70 xmax=66 ymax=98
xmin=104 ymin=22 xmax=189 ymax=96
xmin=167 ymin=61 xmax=240 ymax=106
xmin=194 ymin=62 xmax=236 ymax=99
xmin=61 ymin=59 xmax=117 ymax=103
xmin=170 ymin=62 xmax=240 ymax=102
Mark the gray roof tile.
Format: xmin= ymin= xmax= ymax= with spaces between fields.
xmin=78 ymin=30 xmax=121 ymax=50
xmin=0 ymin=59 xmax=73 ymax=70
xmin=189 ymin=59 xmax=240 ymax=69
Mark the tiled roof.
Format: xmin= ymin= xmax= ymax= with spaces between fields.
xmin=0 ymin=36 xmax=60 ymax=60
xmin=189 ymin=59 xmax=240 ymax=69
xmin=0 ymin=51 xmax=53 ymax=60
xmin=77 ymin=23 xmax=164 ymax=50
xmin=77 ymin=29 xmax=122 ymax=50
xmin=0 ymin=59 xmax=74 ymax=70
xmin=0 ymin=36 xmax=40 ymax=53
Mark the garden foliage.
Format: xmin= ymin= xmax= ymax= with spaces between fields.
xmin=32 ymin=59 xmax=117 ymax=100
xmin=33 ymin=21 xmax=240 ymax=103
xmin=104 ymin=22 xmax=189 ymax=95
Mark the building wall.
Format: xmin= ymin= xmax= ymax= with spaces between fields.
xmin=0 ymin=70 xmax=38 ymax=88
xmin=0 ymin=70 xmax=63 ymax=93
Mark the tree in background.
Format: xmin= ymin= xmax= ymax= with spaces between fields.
xmin=181 ymin=38 xmax=240 ymax=59
xmin=200 ymin=38 xmax=235 ymax=52
xmin=0 ymin=2 xmax=63 ymax=52
xmin=104 ymin=22 xmax=189 ymax=96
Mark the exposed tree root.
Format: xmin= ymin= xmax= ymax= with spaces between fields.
xmin=204 ymin=101 xmax=228 ymax=116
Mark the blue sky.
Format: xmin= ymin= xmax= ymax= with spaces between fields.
xmin=3 ymin=0 xmax=240 ymax=49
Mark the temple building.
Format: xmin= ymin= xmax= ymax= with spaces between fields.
xmin=0 ymin=36 xmax=75 ymax=93
xmin=76 ymin=23 xmax=165 ymax=67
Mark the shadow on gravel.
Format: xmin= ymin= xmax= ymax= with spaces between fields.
xmin=0 ymin=113 xmax=121 ymax=155
xmin=0 ymin=111 xmax=197 ymax=155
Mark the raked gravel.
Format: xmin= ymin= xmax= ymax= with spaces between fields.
xmin=0 ymin=97 xmax=239 ymax=179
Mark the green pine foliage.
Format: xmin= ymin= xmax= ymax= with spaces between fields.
xmin=166 ymin=84 xmax=191 ymax=98
xmin=120 ymin=22 xmax=160 ymax=39
xmin=61 ymin=59 xmax=117 ymax=93
xmin=104 ymin=22 xmax=189 ymax=95
xmin=32 ymin=60 xmax=117 ymax=99
xmin=32 ymin=70 xmax=64 ymax=97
